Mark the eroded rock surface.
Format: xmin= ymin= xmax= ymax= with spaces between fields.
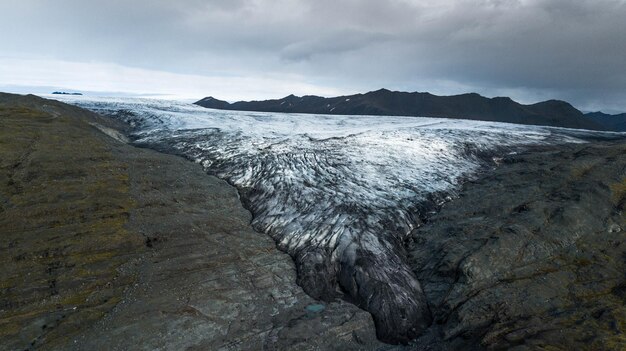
xmin=70 ymin=135 xmax=382 ymax=351
xmin=0 ymin=94 xmax=145 ymax=350
xmin=410 ymin=142 xmax=626 ymax=350
xmin=0 ymin=93 xmax=382 ymax=350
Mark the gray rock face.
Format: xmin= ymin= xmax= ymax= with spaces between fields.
xmin=0 ymin=93 xmax=383 ymax=350
xmin=69 ymin=146 xmax=383 ymax=351
xmin=409 ymin=142 xmax=626 ymax=350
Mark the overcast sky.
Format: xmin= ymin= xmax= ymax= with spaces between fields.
xmin=1 ymin=0 xmax=625 ymax=111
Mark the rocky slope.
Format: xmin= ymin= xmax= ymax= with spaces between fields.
xmin=195 ymin=89 xmax=603 ymax=130
xmin=0 ymin=93 xmax=383 ymax=350
xmin=409 ymin=141 xmax=626 ymax=350
xmin=0 ymin=94 xmax=144 ymax=350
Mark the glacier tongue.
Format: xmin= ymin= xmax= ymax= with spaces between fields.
xmin=53 ymin=95 xmax=593 ymax=343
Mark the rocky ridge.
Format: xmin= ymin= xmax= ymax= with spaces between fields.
xmin=409 ymin=141 xmax=626 ymax=350
xmin=0 ymin=93 xmax=383 ymax=350
xmin=195 ymin=89 xmax=604 ymax=130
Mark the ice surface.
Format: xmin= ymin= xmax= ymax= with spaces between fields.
xmin=52 ymin=95 xmax=607 ymax=341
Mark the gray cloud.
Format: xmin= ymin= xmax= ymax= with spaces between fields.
xmin=1 ymin=0 xmax=625 ymax=111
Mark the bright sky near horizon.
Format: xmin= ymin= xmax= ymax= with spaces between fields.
xmin=1 ymin=0 xmax=625 ymax=111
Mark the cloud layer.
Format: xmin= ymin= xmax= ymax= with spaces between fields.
xmin=1 ymin=0 xmax=625 ymax=110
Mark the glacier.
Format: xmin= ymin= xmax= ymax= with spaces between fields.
xmin=50 ymin=95 xmax=610 ymax=343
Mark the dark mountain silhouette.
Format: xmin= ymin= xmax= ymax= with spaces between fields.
xmin=195 ymin=89 xmax=609 ymax=130
xmin=585 ymin=112 xmax=626 ymax=132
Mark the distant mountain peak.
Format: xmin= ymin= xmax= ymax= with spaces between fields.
xmin=585 ymin=111 xmax=626 ymax=132
xmin=195 ymin=96 xmax=230 ymax=109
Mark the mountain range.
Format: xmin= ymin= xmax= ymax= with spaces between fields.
xmin=585 ymin=111 xmax=626 ymax=132
xmin=195 ymin=89 xmax=626 ymax=131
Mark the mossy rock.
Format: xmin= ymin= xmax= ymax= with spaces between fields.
xmin=0 ymin=94 xmax=145 ymax=349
